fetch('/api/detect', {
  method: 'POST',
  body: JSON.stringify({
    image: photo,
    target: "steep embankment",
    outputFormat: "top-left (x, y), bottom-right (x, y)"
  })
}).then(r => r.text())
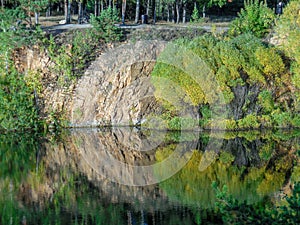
top-left (15, 26), bottom-right (205, 128)
top-left (69, 40), bottom-right (166, 127)
top-left (14, 25), bottom-right (299, 130)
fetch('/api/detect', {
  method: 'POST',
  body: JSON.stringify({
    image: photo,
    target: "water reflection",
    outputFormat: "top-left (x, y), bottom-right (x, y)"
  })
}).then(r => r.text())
top-left (0, 129), bottom-right (299, 224)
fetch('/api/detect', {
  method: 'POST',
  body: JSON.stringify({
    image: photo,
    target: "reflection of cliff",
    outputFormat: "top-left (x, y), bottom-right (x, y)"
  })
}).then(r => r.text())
top-left (42, 128), bottom-right (199, 212)
top-left (0, 130), bottom-right (298, 224)
top-left (12, 130), bottom-right (297, 211)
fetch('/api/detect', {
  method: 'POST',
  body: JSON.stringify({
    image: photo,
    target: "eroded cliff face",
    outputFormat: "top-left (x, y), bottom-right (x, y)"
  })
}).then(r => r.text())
top-left (69, 40), bottom-right (167, 127)
top-left (15, 40), bottom-right (167, 127)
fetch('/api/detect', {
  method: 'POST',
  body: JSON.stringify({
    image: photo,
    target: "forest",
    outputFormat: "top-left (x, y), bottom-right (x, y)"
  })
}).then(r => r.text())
top-left (0, 0), bottom-right (280, 26)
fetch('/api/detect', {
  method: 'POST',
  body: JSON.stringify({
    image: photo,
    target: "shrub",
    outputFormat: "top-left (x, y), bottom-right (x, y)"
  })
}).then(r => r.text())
top-left (190, 5), bottom-right (203, 23)
top-left (258, 90), bottom-right (274, 113)
top-left (90, 7), bottom-right (122, 42)
top-left (0, 69), bottom-right (39, 131)
top-left (44, 30), bottom-right (99, 85)
top-left (291, 114), bottom-right (300, 128)
top-left (274, 0), bottom-right (300, 89)
top-left (228, 0), bottom-right (276, 38)
top-left (272, 111), bottom-right (292, 128)
top-left (238, 114), bottom-right (260, 129)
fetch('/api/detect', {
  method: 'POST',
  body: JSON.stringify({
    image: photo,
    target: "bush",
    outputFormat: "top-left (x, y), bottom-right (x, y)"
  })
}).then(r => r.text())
top-left (0, 69), bottom-right (39, 131)
top-left (0, 9), bottom-right (42, 131)
top-left (43, 30), bottom-right (99, 85)
top-left (258, 90), bottom-right (274, 113)
top-left (238, 114), bottom-right (260, 129)
top-left (272, 111), bottom-right (292, 128)
top-left (190, 5), bottom-right (203, 23)
top-left (90, 7), bottom-right (122, 42)
top-left (228, 0), bottom-right (276, 38)
top-left (274, 0), bottom-right (300, 89)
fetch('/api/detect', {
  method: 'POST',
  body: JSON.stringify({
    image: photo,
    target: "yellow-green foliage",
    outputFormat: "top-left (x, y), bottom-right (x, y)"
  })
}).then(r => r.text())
top-left (152, 64), bottom-right (206, 106)
top-left (255, 47), bottom-right (285, 82)
top-left (275, 0), bottom-right (300, 89)
top-left (154, 142), bottom-right (291, 208)
top-left (258, 90), bottom-right (274, 113)
top-left (238, 114), bottom-right (260, 129)
top-left (24, 70), bottom-right (43, 94)
top-left (151, 32), bottom-right (297, 129)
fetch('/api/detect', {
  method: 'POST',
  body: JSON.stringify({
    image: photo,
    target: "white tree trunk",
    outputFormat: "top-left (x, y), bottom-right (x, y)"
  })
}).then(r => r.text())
top-left (135, 0), bottom-right (140, 23)
top-left (78, 1), bottom-right (83, 24)
top-left (146, 0), bottom-right (150, 15)
top-left (182, 2), bottom-right (186, 23)
top-left (34, 11), bottom-right (39, 25)
top-left (167, 4), bottom-right (170, 22)
top-left (122, 0), bottom-right (127, 24)
top-left (94, 0), bottom-right (100, 16)
top-left (171, 4), bottom-right (175, 23)
top-left (176, 1), bottom-right (180, 23)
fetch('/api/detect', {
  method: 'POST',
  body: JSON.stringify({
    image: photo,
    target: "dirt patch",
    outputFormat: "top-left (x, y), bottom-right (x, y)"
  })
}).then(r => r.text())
top-left (124, 25), bottom-right (207, 41)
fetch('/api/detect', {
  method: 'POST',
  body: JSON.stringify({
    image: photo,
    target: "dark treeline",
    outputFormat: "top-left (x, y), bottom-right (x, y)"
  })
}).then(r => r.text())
top-left (0, 0), bottom-right (284, 25)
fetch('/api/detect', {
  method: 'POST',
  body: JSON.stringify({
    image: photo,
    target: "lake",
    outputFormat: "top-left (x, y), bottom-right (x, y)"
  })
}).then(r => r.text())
top-left (0, 128), bottom-right (299, 224)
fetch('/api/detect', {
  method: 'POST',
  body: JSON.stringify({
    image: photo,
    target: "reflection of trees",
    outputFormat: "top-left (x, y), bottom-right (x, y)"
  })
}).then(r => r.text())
top-left (156, 132), bottom-right (298, 209)
top-left (0, 130), bottom-right (299, 224)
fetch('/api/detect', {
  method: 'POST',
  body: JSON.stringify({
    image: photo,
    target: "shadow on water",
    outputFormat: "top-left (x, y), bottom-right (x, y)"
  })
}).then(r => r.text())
top-left (0, 128), bottom-right (299, 224)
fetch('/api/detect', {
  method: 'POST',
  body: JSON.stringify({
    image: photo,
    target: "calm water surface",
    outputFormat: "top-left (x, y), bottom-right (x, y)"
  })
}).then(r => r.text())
top-left (0, 128), bottom-right (299, 224)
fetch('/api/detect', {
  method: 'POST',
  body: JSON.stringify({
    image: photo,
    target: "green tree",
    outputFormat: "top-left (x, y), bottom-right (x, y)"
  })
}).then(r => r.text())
top-left (18, 0), bottom-right (50, 26)
top-left (228, 0), bottom-right (276, 38)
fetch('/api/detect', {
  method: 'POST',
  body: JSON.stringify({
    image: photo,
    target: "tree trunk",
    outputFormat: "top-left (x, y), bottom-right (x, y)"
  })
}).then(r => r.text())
top-left (1, 0), bottom-right (4, 8)
top-left (157, 0), bottom-right (160, 19)
top-left (202, 4), bottom-right (206, 18)
top-left (46, 4), bottom-right (51, 17)
top-left (78, 1), bottom-right (83, 24)
top-left (146, 0), bottom-right (150, 15)
top-left (167, 4), bottom-right (170, 22)
top-left (34, 11), bottom-right (39, 25)
top-left (109, 0), bottom-right (112, 8)
top-left (65, 0), bottom-right (71, 24)
top-left (94, 0), bottom-right (100, 16)
top-left (153, 0), bottom-right (156, 24)
top-left (175, 1), bottom-right (180, 23)
top-left (171, 4), bottom-right (175, 23)
top-left (121, 0), bottom-right (126, 24)
top-left (135, 0), bottom-right (140, 23)
top-left (182, 2), bottom-right (186, 23)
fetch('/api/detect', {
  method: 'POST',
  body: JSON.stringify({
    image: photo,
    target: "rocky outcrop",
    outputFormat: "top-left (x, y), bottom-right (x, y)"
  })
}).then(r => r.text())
top-left (68, 40), bottom-right (167, 127)
top-left (14, 40), bottom-right (167, 127)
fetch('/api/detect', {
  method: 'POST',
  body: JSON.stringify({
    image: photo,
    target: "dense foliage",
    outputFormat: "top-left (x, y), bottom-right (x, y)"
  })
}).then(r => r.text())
top-left (213, 180), bottom-right (300, 224)
top-left (151, 25), bottom-right (300, 130)
top-left (228, 0), bottom-right (276, 38)
top-left (275, 0), bottom-right (300, 91)
top-left (0, 5), bottom-right (122, 130)
top-left (0, 9), bottom-right (42, 131)
top-left (90, 7), bottom-right (122, 42)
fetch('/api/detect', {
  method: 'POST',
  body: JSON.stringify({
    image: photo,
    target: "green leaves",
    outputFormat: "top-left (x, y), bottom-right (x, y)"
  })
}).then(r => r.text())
top-left (229, 0), bottom-right (276, 38)
top-left (0, 69), bottom-right (39, 131)
top-left (90, 7), bottom-right (122, 43)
